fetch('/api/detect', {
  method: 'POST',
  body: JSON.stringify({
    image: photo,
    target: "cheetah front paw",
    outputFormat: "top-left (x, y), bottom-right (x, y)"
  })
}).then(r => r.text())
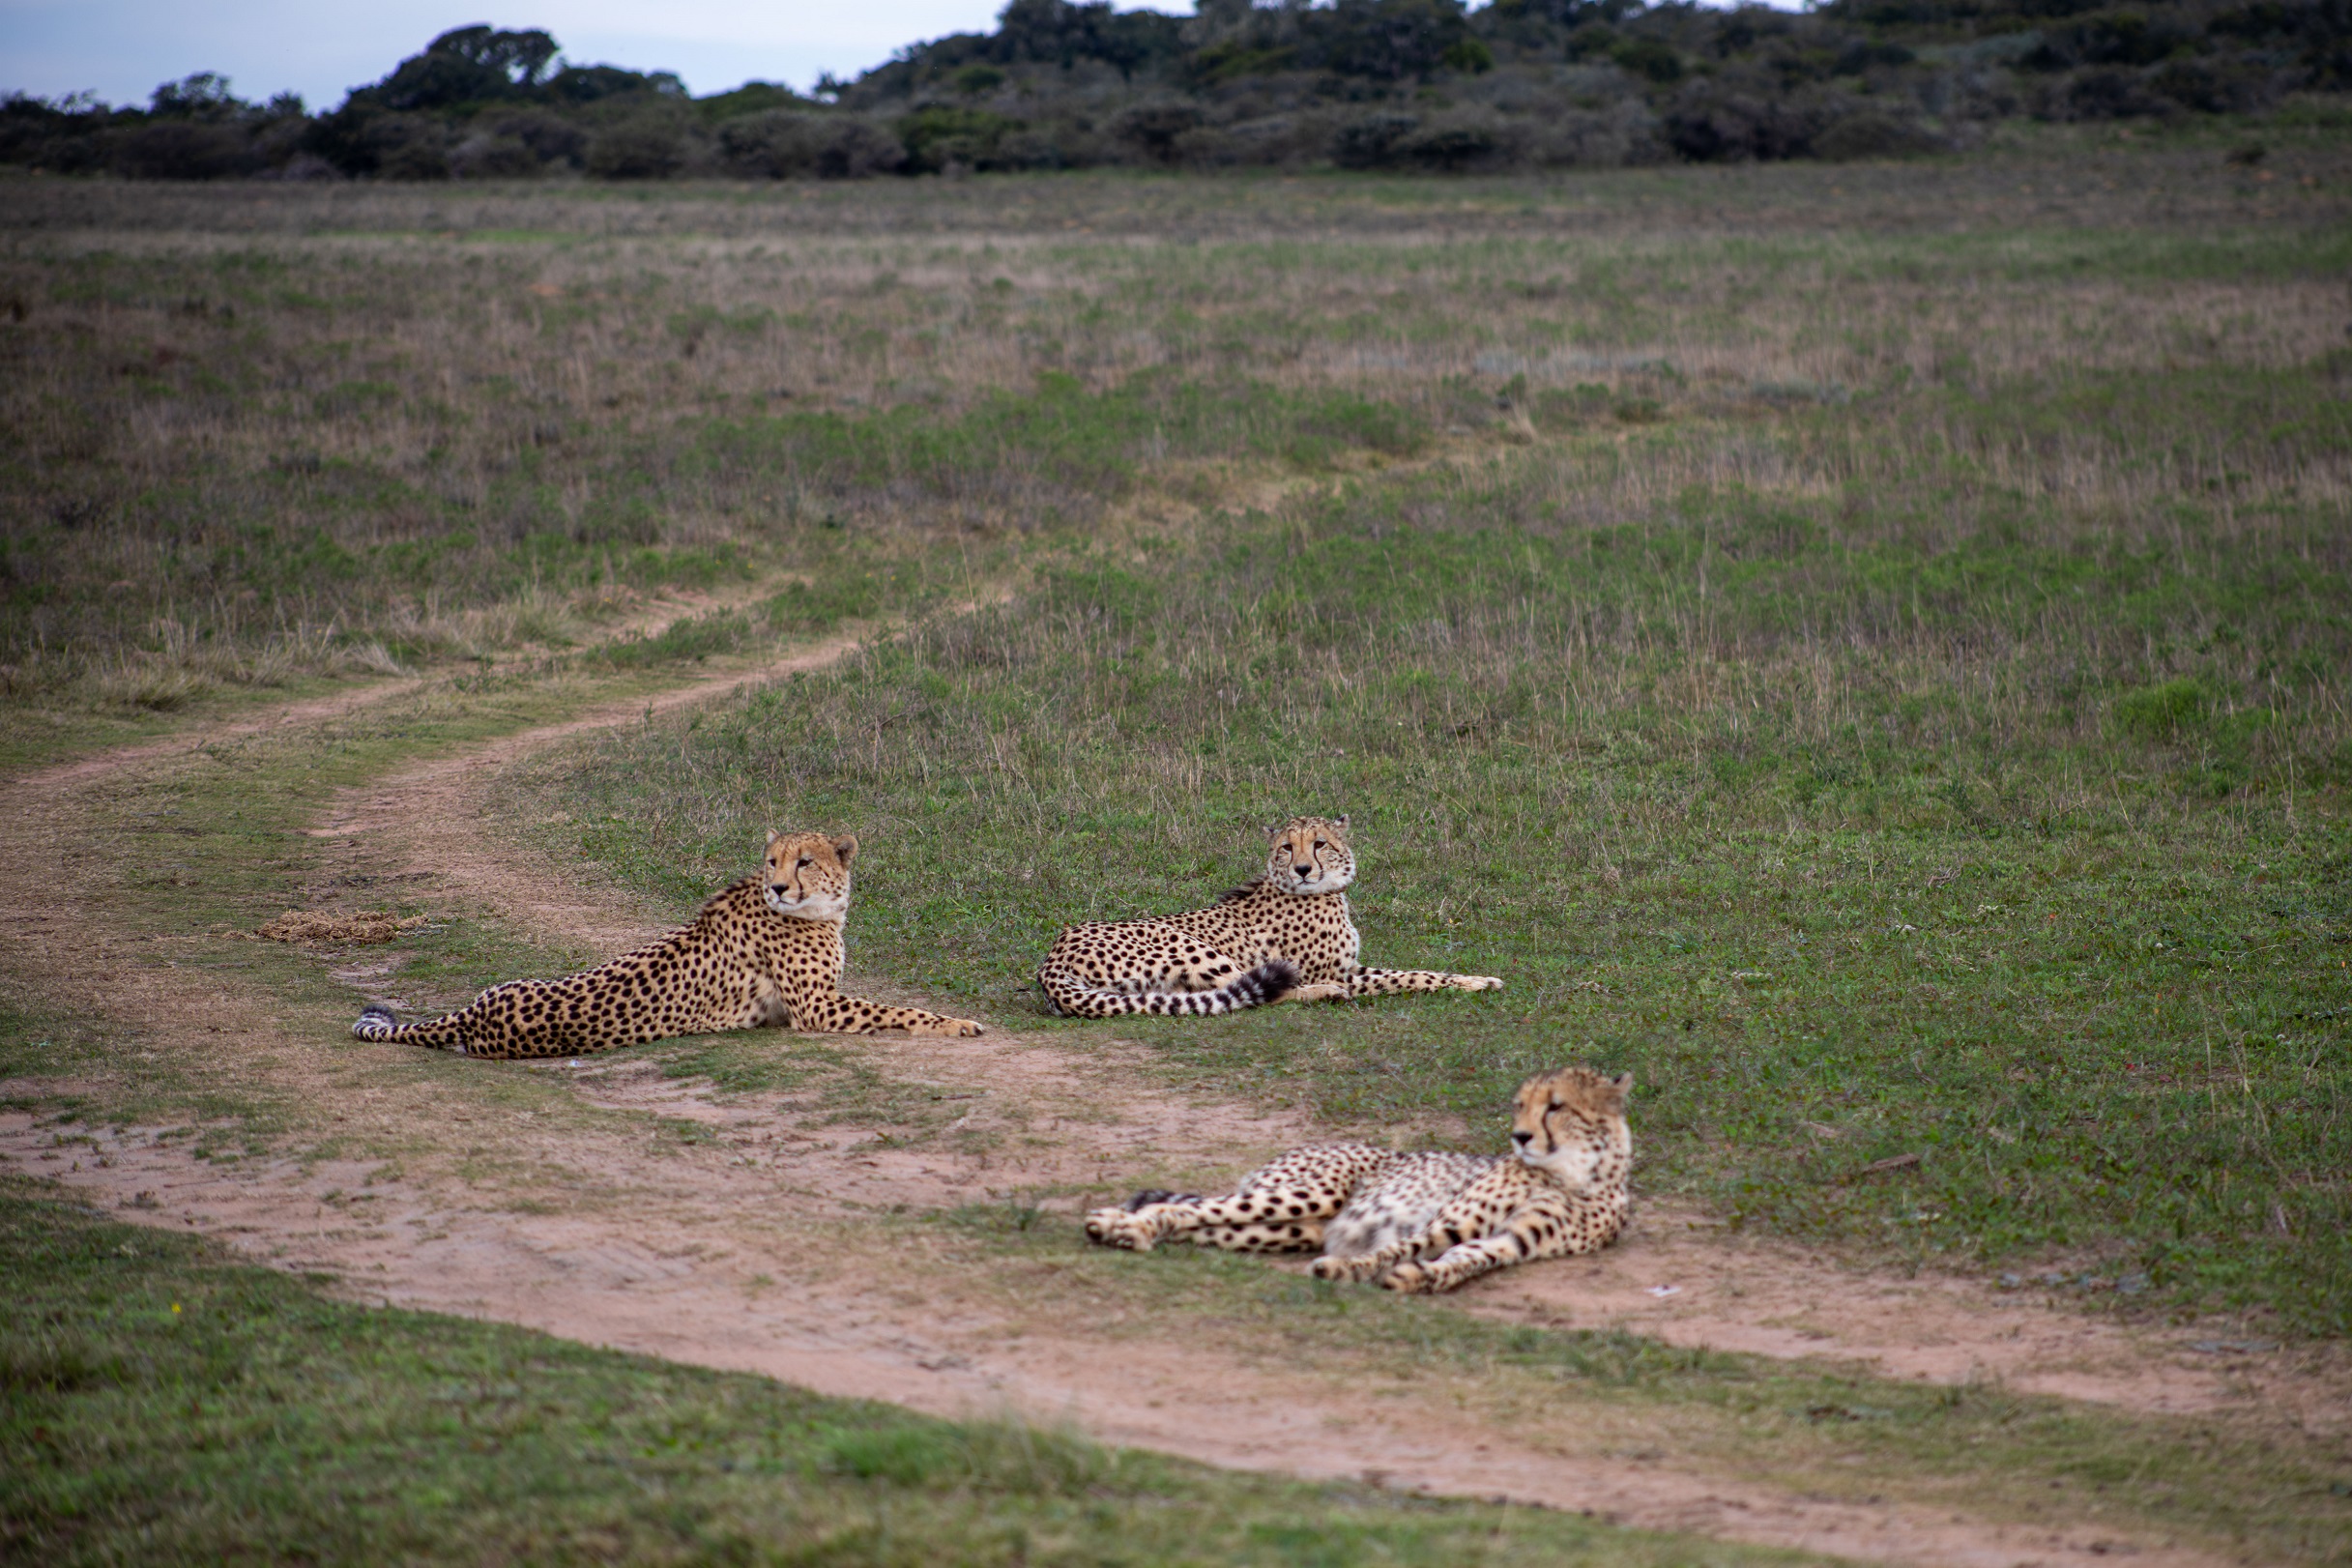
top-left (1084, 1207), bottom-right (1158, 1251)
top-left (1285, 981), bottom-right (1349, 1004)
top-left (918, 1016), bottom-right (985, 1036)
top-left (1380, 1261), bottom-right (1438, 1293)
top-left (1451, 974), bottom-right (1505, 992)
top-left (1309, 1254), bottom-right (1377, 1283)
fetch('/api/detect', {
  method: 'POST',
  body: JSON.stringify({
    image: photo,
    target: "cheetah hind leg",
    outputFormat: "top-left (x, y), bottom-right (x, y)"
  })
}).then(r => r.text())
top-left (1092, 1188), bottom-right (1330, 1248)
top-left (1180, 1219), bottom-right (1326, 1254)
top-left (1085, 1185), bottom-right (1340, 1253)
top-left (1084, 1189), bottom-right (1193, 1250)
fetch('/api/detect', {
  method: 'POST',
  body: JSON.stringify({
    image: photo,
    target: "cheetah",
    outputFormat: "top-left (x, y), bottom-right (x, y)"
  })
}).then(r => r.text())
top-left (1084, 1065), bottom-right (1631, 1293)
top-left (1034, 815), bottom-right (1503, 1018)
top-left (349, 831), bottom-right (982, 1060)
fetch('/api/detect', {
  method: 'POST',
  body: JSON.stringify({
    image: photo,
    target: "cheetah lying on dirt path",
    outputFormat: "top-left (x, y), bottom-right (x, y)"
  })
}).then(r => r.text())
top-left (1035, 815), bottom-right (1504, 1018)
top-left (351, 831), bottom-right (983, 1060)
top-left (1085, 1065), bottom-right (1631, 1293)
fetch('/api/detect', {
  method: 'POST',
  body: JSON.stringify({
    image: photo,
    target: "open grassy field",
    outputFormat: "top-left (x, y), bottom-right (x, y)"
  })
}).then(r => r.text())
top-left (4, 116), bottom-right (2343, 717)
top-left (4, 121), bottom-right (2350, 1561)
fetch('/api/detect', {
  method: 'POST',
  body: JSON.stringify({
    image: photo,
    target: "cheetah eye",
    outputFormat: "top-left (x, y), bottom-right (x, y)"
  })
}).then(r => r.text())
top-left (797, 857), bottom-right (811, 869)
top-left (1313, 840), bottom-right (1325, 850)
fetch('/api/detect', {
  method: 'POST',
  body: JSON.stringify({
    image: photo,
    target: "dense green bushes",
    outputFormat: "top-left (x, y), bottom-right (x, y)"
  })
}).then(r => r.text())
top-left (5, 0), bottom-right (2348, 181)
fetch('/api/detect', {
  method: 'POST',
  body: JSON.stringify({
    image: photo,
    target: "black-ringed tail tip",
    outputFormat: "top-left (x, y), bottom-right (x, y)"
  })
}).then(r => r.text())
top-left (1040, 957), bottom-right (1301, 1018)
top-left (351, 1003), bottom-right (464, 1052)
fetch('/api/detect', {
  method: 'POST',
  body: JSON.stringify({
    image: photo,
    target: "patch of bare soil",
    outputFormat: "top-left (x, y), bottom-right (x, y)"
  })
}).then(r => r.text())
top-left (304, 631), bottom-right (855, 961)
top-left (0, 640), bottom-right (2337, 1568)
top-left (1455, 1214), bottom-right (2342, 1433)
top-left (16, 677), bottom-right (426, 792)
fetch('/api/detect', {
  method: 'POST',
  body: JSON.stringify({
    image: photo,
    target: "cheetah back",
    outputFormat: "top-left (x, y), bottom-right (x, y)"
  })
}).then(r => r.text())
top-left (464, 877), bottom-right (820, 1059)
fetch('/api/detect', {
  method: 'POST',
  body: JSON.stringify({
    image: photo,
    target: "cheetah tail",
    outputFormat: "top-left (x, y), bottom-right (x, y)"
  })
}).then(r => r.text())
top-left (1226, 958), bottom-right (1301, 1009)
top-left (350, 1002), bottom-right (467, 1053)
top-left (1120, 1188), bottom-right (1203, 1212)
top-left (1035, 958), bottom-right (1299, 1017)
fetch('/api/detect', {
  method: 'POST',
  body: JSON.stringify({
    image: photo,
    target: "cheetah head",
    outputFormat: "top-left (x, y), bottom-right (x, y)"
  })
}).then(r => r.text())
top-left (1510, 1066), bottom-right (1633, 1192)
top-left (1264, 815), bottom-right (1355, 896)
top-left (763, 830), bottom-right (856, 922)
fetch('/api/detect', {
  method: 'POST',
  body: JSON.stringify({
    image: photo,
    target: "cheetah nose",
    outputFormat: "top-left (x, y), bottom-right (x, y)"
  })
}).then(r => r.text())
top-left (1293, 863), bottom-right (1315, 877)
top-left (1511, 1131), bottom-right (1534, 1147)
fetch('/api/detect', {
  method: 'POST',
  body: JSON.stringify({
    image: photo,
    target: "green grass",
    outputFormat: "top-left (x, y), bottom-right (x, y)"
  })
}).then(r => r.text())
top-left (1, 224), bottom-right (1443, 708)
top-left (920, 1202), bottom-right (2352, 1563)
top-left (0, 1177), bottom-right (1815, 1567)
top-left (685, 369), bottom-right (1431, 518)
top-left (515, 366), bottom-right (2352, 1333)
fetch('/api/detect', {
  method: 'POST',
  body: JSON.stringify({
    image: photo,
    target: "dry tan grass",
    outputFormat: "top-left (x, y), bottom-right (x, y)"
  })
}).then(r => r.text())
top-left (247, 909), bottom-right (431, 944)
top-left (1, 142), bottom-right (2342, 707)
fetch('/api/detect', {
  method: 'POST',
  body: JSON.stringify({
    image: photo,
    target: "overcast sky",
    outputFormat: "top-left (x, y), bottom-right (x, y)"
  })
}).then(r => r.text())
top-left (1, 0), bottom-right (1033, 109)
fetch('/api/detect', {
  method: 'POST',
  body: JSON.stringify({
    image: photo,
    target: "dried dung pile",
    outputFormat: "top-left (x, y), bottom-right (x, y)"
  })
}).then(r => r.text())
top-left (248, 910), bottom-right (429, 945)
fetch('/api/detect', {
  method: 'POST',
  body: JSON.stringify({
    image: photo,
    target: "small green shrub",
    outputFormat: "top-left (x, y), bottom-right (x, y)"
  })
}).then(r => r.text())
top-left (2113, 678), bottom-right (2208, 740)
top-left (768, 573), bottom-right (884, 631)
top-left (589, 609), bottom-right (753, 668)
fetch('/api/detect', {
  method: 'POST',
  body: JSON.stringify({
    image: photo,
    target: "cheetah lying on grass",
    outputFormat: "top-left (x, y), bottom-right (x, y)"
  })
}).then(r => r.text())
top-left (1085, 1065), bottom-right (1631, 1292)
top-left (351, 831), bottom-right (982, 1060)
top-left (1035, 815), bottom-right (1504, 1018)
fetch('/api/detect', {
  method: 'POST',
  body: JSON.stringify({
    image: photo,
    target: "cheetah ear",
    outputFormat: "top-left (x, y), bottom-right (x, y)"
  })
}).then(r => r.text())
top-left (766, 828), bottom-right (779, 846)
top-left (1333, 813), bottom-right (1349, 830)
top-left (832, 833), bottom-right (858, 866)
top-left (1609, 1070), bottom-right (1635, 1103)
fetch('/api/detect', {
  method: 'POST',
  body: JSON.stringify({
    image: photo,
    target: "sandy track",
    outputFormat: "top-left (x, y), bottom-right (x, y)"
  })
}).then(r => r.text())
top-left (0, 647), bottom-right (2336, 1568)
top-left (22, 678), bottom-right (425, 792)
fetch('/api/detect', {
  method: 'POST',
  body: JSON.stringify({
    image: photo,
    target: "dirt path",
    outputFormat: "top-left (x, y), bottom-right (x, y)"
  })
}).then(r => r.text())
top-left (22, 677), bottom-right (426, 792)
top-left (0, 645), bottom-right (2339, 1568)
